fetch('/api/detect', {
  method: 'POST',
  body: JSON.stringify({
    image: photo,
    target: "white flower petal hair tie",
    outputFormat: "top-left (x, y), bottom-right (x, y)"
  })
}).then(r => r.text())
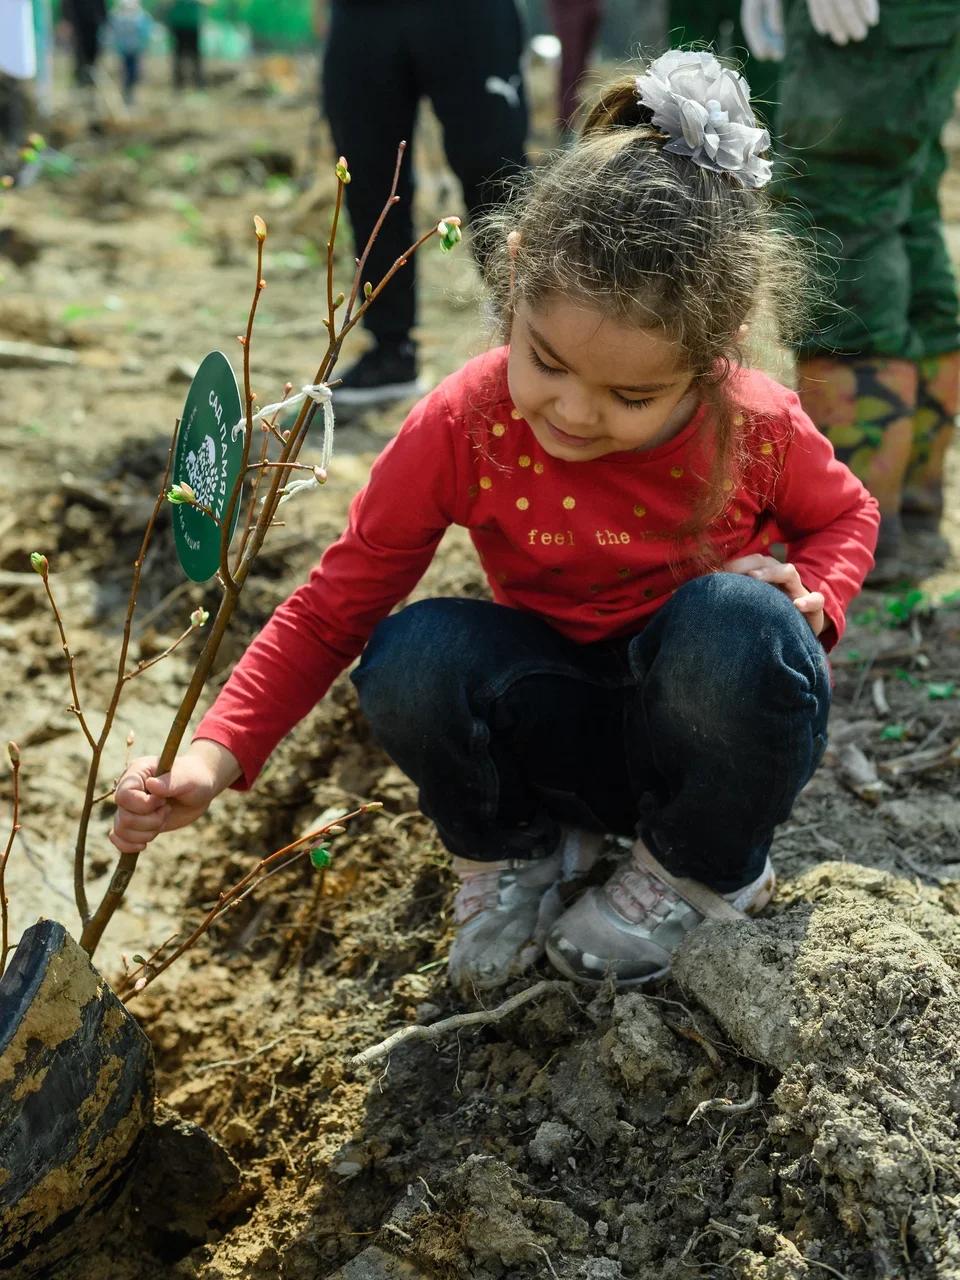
top-left (634, 50), bottom-right (772, 189)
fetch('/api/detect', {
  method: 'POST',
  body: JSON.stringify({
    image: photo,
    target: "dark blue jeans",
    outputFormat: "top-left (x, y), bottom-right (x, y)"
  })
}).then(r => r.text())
top-left (352, 574), bottom-right (831, 891)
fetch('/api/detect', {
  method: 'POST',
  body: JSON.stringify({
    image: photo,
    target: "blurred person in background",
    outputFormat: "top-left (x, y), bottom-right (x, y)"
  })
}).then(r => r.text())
top-left (743, 0), bottom-right (960, 580)
top-left (162, 0), bottom-right (204, 90)
top-left (546, 0), bottom-right (604, 133)
top-left (316, 0), bottom-right (528, 407)
top-left (61, 0), bottom-right (106, 86)
top-left (108, 0), bottom-right (153, 105)
top-left (0, 0), bottom-right (36, 147)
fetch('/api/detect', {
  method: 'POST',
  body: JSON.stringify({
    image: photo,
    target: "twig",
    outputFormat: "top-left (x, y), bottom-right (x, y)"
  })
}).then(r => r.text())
top-left (73, 423), bottom-right (178, 930)
top-left (801, 1257), bottom-right (851, 1280)
top-left (123, 622), bottom-right (200, 680)
top-left (666, 1019), bottom-right (723, 1072)
top-left (878, 737), bottom-right (960, 781)
top-left (36, 566), bottom-right (96, 752)
top-left (119, 804), bottom-right (381, 999)
top-left (687, 1082), bottom-right (760, 1127)
top-left (382, 1223), bottom-right (413, 1246)
top-left (194, 1029), bottom-right (312, 1075)
top-left (0, 744), bottom-right (22, 975)
top-left (871, 676), bottom-right (890, 718)
top-left (351, 980), bottom-right (574, 1068)
top-left (529, 1244), bottom-right (559, 1280)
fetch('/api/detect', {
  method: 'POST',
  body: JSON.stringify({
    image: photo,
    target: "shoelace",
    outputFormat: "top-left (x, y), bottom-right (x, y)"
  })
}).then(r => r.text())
top-left (608, 864), bottom-right (684, 926)
top-left (453, 869), bottom-right (505, 924)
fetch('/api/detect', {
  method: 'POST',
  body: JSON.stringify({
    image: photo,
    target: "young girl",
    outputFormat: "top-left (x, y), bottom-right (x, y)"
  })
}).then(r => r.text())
top-left (112, 51), bottom-right (879, 995)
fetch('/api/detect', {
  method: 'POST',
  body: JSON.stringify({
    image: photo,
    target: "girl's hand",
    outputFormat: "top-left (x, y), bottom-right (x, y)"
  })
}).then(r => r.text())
top-left (724, 554), bottom-right (827, 636)
top-left (110, 740), bottom-right (241, 854)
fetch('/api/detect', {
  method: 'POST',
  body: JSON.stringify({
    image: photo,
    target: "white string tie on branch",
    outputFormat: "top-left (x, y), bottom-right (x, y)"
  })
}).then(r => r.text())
top-left (232, 382), bottom-right (335, 468)
top-left (231, 383), bottom-right (335, 505)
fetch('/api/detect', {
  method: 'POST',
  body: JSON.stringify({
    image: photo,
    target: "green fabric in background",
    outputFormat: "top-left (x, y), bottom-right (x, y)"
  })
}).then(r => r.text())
top-left (776, 0), bottom-right (960, 359)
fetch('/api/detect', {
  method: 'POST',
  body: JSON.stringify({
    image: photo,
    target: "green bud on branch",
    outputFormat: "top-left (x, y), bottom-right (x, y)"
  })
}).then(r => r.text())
top-left (29, 551), bottom-right (49, 578)
top-left (363, 281), bottom-right (373, 299)
top-left (437, 217), bottom-right (463, 253)
top-left (254, 214), bottom-right (267, 241)
top-left (335, 156), bottom-right (351, 185)
top-left (310, 846), bottom-right (332, 869)
top-left (167, 483), bottom-right (196, 505)
top-left (7, 741), bottom-right (20, 765)
top-left (190, 608), bottom-right (210, 628)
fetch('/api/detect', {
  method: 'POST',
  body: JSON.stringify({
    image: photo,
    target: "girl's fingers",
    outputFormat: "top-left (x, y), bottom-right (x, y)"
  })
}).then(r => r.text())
top-left (794, 592), bottom-right (825, 613)
top-left (747, 561), bottom-right (802, 597)
top-left (109, 830), bottom-right (147, 854)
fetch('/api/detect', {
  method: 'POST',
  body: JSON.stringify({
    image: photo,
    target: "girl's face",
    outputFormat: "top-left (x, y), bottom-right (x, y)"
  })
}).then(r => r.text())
top-left (507, 297), bottom-right (698, 462)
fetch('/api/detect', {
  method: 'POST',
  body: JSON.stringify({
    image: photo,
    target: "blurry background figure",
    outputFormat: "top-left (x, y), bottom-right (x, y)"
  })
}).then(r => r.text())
top-left (766, 0), bottom-right (960, 581)
top-left (318, 0), bottom-right (528, 408)
top-left (60, 0), bottom-right (106, 86)
top-left (668, 0), bottom-right (779, 120)
top-left (0, 0), bottom-right (37, 147)
top-left (163, 0), bottom-right (205, 90)
top-left (108, 0), bottom-right (153, 106)
top-left (545, 0), bottom-right (604, 132)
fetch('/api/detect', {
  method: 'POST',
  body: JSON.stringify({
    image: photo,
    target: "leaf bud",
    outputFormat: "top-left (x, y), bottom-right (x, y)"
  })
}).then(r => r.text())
top-left (167, 483), bottom-right (196, 505)
top-left (310, 845), bottom-right (332, 869)
top-left (253, 214), bottom-right (267, 241)
top-left (30, 551), bottom-right (49, 577)
top-left (335, 156), bottom-right (351, 184)
top-left (326, 824), bottom-right (347, 835)
top-left (190, 607), bottom-right (210, 628)
top-left (437, 216), bottom-right (463, 253)
top-left (313, 466), bottom-right (327, 485)
top-left (7, 741), bottom-right (20, 765)
top-left (363, 281), bottom-right (373, 299)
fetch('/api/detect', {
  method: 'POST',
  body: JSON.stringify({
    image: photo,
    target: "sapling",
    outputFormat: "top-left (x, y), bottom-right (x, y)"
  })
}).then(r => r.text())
top-left (5, 143), bottom-right (462, 980)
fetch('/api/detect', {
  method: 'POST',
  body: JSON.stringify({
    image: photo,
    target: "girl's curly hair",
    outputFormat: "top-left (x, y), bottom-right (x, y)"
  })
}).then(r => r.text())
top-left (476, 68), bottom-right (811, 547)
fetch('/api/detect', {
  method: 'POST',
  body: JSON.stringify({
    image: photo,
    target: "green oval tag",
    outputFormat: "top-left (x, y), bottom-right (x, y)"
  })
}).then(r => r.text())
top-left (171, 351), bottom-right (244, 583)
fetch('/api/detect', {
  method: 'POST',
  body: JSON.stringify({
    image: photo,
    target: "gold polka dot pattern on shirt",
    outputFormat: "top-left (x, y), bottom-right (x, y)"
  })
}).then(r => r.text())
top-left (562, 496), bottom-right (575, 510)
top-left (516, 497), bottom-right (529, 511)
top-left (492, 423), bottom-right (506, 437)
top-left (761, 532), bottom-right (770, 546)
top-left (670, 466), bottom-right (684, 479)
top-left (479, 477), bottom-right (493, 490)
top-left (518, 454), bottom-right (531, 468)
top-left (617, 567), bottom-right (631, 578)
top-left (633, 504), bottom-right (646, 518)
top-left (534, 462), bottom-right (544, 475)
top-left (760, 441), bottom-right (773, 455)
top-left (467, 484), bottom-right (479, 498)
top-left (723, 478), bottom-right (735, 492)
top-left (510, 408), bottom-right (523, 420)
top-left (733, 507), bottom-right (743, 521)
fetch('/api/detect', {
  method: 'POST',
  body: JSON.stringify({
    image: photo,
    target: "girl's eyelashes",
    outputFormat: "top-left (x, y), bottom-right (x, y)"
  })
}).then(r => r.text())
top-left (528, 345), bottom-right (655, 411)
top-left (528, 345), bottom-right (562, 376)
top-left (614, 392), bottom-right (655, 411)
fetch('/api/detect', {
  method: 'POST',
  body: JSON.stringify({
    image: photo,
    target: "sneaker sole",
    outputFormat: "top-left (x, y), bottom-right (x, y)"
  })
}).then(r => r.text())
top-left (333, 379), bottom-right (426, 407)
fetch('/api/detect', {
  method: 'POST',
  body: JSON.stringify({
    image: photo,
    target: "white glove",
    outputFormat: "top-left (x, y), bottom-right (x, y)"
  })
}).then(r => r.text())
top-left (741, 0), bottom-right (785, 61)
top-left (806, 0), bottom-right (879, 44)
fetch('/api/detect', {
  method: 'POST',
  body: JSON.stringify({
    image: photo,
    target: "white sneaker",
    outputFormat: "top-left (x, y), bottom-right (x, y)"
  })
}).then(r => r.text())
top-left (546, 840), bottom-right (776, 987)
top-left (447, 828), bottom-right (603, 995)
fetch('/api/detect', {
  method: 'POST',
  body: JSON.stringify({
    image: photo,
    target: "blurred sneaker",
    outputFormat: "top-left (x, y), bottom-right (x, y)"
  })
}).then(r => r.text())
top-left (546, 840), bottom-right (775, 987)
top-left (448, 828), bottom-right (604, 995)
top-left (333, 339), bottom-right (424, 407)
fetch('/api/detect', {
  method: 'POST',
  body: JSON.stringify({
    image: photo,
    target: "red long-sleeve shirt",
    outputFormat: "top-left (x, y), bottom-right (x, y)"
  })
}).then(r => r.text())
top-left (197, 347), bottom-right (879, 786)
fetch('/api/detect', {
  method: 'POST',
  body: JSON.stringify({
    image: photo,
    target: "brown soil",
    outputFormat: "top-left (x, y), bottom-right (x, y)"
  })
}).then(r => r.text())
top-left (3, 54), bottom-right (960, 1280)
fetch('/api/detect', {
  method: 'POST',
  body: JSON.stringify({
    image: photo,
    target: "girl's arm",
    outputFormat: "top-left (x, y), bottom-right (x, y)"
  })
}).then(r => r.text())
top-left (193, 386), bottom-right (467, 786)
top-left (767, 396), bottom-right (880, 648)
